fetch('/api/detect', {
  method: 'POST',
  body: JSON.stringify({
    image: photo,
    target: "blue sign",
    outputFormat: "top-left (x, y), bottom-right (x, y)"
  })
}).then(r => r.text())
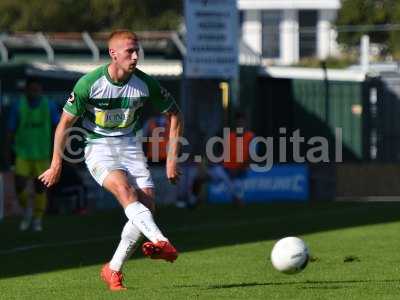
top-left (208, 165), bottom-right (309, 203)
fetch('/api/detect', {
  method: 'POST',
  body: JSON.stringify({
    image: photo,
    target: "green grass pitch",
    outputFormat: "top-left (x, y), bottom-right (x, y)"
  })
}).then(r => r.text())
top-left (1, 201), bottom-right (400, 299)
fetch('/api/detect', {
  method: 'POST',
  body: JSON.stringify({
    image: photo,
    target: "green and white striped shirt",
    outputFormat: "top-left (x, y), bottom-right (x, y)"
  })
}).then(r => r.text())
top-left (63, 64), bottom-right (178, 140)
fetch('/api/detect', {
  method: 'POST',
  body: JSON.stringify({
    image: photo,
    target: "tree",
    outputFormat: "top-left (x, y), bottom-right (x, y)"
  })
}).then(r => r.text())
top-left (335, 0), bottom-right (400, 56)
top-left (0, 0), bottom-right (182, 32)
top-left (336, 0), bottom-right (394, 46)
top-left (388, 2), bottom-right (400, 55)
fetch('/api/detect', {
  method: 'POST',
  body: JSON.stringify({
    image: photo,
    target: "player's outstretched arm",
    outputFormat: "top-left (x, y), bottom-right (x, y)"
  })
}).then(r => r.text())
top-left (38, 112), bottom-right (79, 187)
top-left (166, 111), bottom-right (183, 184)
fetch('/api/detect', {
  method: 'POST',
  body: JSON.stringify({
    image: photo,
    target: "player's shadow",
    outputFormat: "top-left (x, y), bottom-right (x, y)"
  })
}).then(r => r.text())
top-left (174, 279), bottom-right (400, 290)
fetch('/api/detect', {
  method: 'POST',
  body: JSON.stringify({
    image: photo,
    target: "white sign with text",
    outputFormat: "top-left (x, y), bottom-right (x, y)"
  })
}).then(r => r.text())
top-left (184, 0), bottom-right (239, 79)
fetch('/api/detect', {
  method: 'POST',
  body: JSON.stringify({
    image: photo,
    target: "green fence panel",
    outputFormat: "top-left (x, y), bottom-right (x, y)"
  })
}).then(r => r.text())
top-left (292, 79), bottom-right (364, 160)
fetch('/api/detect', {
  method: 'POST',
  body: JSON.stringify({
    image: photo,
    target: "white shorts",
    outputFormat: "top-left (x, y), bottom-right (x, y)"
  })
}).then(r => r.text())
top-left (84, 136), bottom-right (154, 188)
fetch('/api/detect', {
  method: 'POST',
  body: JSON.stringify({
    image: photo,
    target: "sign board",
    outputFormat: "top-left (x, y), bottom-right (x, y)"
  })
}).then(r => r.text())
top-left (184, 0), bottom-right (239, 79)
top-left (208, 165), bottom-right (309, 203)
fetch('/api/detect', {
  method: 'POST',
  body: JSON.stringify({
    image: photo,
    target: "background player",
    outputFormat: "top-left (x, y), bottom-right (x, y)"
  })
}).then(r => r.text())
top-left (6, 78), bottom-right (60, 231)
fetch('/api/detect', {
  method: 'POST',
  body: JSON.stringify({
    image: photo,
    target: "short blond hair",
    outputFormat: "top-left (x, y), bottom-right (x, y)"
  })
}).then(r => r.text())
top-left (108, 30), bottom-right (138, 48)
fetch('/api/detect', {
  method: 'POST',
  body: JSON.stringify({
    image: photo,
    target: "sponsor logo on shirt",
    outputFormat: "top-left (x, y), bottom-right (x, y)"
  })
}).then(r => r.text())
top-left (95, 109), bottom-right (135, 128)
top-left (67, 92), bottom-right (75, 104)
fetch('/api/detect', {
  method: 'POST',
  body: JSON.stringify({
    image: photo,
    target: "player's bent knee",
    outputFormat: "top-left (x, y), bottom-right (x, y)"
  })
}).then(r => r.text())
top-left (138, 188), bottom-right (156, 212)
top-left (115, 183), bottom-right (136, 199)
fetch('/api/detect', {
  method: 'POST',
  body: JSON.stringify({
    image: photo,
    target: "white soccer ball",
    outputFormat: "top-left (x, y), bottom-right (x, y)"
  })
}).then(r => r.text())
top-left (270, 237), bottom-right (309, 274)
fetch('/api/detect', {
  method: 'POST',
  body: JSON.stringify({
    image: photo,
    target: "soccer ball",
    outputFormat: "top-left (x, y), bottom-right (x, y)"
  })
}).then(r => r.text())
top-left (270, 237), bottom-right (309, 274)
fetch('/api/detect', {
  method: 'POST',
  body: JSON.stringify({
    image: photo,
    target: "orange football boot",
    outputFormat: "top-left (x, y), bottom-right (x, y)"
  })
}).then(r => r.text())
top-left (142, 241), bottom-right (178, 263)
top-left (100, 263), bottom-right (127, 291)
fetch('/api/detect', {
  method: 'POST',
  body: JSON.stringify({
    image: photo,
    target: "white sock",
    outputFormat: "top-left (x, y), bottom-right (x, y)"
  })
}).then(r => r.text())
top-left (109, 221), bottom-right (142, 271)
top-left (124, 202), bottom-right (167, 243)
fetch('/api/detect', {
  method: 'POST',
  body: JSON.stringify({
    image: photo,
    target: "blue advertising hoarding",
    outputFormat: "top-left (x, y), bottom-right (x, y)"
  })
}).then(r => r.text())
top-left (208, 165), bottom-right (309, 203)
